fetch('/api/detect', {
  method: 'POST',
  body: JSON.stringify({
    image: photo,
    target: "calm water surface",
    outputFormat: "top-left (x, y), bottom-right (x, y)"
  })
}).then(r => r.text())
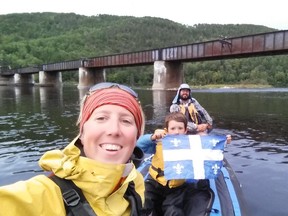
top-left (0, 85), bottom-right (287, 216)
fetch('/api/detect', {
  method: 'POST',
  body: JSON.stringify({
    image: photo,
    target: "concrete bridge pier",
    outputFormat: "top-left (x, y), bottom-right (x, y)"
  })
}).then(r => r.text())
top-left (0, 75), bottom-right (14, 85)
top-left (38, 71), bottom-right (62, 86)
top-left (78, 67), bottom-right (106, 89)
top-left (14, 74), bottom-right (34, 85)
top-left (152, 61), bottom-right (183, 90)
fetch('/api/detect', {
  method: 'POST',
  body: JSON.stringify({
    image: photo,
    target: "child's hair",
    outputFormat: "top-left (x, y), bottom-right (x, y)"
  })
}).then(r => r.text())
top-left (164, 112), bottom-right (187, 129)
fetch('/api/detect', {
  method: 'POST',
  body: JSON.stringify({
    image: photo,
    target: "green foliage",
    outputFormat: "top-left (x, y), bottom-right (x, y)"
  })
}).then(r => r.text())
top-left (0, 12), bottom-right (287, 86)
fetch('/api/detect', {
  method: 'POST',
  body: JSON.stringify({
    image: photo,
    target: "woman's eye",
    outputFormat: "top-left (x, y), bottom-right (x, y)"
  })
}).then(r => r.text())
top-left (122, 118), bottom-right (134, 125)
top-left (95, 116), bottom-right (106, 121)
top-left (123, 119), bottom-right (131, 124)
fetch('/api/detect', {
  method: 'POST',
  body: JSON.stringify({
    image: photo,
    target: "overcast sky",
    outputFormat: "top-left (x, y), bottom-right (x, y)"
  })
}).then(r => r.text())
top-left (1, 0), bottom-right (287, 30)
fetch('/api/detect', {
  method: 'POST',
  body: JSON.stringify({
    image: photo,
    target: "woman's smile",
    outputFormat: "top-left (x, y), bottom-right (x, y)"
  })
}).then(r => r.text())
top-left (100, 143), bottom-right (122, 151)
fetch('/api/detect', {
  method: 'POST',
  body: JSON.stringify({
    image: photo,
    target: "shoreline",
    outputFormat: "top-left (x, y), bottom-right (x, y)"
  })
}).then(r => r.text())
top-left (135, 84), bottom-right (275, 91)
top-left (61, 82), bottom-right (288, 91)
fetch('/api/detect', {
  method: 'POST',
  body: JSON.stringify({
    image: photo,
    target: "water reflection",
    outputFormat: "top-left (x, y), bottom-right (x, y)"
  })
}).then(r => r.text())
top-left (78, 87), bottom-right (90, 102)
top-left (39, 86), bottom-right (63, 111)
top-left (14, 86), bottom-right (36, 105)
top-left (0, 86), bottom-right (73, 185)
top-left (148, 90), bottom-right (170, 128)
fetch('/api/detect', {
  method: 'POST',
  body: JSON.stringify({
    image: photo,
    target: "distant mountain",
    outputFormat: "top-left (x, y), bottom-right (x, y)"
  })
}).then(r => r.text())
top-left (0, 12), bottom-right (275, 67)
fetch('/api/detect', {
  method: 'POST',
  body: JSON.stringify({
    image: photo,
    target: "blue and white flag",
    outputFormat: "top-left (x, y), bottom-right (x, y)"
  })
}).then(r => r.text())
top-left (162, 134), bottom-right (226, 180)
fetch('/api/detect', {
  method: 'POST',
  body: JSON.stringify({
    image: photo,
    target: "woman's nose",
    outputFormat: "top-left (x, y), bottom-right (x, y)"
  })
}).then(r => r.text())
top-left (106, 120), bottom-right (120, 135)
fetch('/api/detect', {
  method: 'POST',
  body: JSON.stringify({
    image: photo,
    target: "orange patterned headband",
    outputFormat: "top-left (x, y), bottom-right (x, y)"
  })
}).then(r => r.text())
top-left (80, 86), bottom-right (142, 138)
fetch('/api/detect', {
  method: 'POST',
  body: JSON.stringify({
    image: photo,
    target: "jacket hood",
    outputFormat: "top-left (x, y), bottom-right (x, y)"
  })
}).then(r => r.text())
top-left (38, 136), bottom-right (139, 196)
top-left (131, 146), bottom-right (144, 168)
top-left (172, 83), bottom-right (192, 104)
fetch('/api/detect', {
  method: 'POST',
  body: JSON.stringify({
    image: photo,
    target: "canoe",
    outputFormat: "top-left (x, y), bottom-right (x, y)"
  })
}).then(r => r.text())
top-left (137, 156), bottom-right (247, 216)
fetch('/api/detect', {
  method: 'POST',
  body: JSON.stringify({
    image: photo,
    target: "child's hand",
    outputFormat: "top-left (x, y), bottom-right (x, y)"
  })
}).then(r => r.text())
top-left (226, 134), bottom-right (232, 144)
top-left (151, 129), bottom-right (166, 141)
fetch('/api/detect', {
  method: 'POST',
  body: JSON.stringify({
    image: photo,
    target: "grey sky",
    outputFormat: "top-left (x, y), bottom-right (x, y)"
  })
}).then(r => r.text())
top-left (1, 0), bottom-right (287, 30)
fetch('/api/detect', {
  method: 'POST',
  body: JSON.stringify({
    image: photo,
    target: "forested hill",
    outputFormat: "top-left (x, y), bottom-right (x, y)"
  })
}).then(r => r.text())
top-left (1, 13), bottom-right (287, 87)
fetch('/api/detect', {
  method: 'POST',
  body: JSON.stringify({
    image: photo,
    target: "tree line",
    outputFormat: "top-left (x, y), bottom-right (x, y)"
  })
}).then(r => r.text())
top-left (0, 12), bottom-right (287, 87)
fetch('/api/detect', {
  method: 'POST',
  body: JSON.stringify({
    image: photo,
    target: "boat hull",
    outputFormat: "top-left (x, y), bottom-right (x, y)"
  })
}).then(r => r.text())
top-left (137, 157), bottom-right (247, 216)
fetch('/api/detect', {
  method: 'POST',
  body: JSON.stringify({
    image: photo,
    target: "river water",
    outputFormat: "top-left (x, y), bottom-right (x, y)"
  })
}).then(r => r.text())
top-left (0, 85), bottom-right (287, 216)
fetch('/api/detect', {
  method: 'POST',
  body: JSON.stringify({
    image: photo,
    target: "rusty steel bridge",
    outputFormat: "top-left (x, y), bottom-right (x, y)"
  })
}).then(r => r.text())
top-left (0, 29), bottom-right (288, 89)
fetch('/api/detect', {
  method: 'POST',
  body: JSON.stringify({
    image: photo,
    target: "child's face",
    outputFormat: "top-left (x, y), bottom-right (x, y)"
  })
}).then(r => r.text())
top-left (167, 120), bottom-right (187, 135)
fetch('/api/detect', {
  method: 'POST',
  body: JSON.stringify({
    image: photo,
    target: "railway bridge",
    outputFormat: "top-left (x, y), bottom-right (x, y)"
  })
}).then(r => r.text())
top-left (1, 30), bottom-right (288, 89)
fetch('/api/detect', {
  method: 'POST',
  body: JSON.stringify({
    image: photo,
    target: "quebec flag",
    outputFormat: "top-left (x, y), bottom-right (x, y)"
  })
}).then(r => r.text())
top-left (162, 134), bottom-right (226, 180)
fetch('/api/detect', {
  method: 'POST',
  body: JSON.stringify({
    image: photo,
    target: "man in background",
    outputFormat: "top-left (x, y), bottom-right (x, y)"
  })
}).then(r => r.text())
top-left (170, 83), bottom-right (213, 134)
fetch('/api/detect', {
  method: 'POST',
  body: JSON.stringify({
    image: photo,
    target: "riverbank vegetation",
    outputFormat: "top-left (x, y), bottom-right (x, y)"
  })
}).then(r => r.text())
top-left (0, 13), bottom-right (287, 87)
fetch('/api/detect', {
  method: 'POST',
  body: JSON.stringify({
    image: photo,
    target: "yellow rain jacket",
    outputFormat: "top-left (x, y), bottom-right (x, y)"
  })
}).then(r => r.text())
top-left (0, 136), bottom-right (145, 216)
top-left (149, 140), bottom-right (186, 188)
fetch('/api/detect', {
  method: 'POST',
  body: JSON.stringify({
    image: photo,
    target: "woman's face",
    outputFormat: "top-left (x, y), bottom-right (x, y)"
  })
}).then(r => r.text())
top-left (80, 104), bottom-right (138, 164)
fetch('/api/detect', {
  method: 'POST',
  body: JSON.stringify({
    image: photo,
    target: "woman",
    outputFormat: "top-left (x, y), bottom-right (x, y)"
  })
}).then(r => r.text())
top-left (0, 82), bottom-right (146, 216)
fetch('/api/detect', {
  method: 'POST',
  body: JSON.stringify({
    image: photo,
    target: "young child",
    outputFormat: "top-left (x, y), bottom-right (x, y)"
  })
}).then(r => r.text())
top-left (137, 112), bottom-right (213, 216)
top-left (137, 112), bottom-right (232, 216)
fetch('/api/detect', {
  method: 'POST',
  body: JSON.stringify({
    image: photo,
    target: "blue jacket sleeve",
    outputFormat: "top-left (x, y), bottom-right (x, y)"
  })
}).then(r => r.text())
top-left (136, 134), bottom-right (156, 154)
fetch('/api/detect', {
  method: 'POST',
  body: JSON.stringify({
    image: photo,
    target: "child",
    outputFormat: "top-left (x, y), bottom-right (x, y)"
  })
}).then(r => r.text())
top-left (137, 112), bottom-right (213, 216)
top-left (138, 112), bottom-right (232, 215)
